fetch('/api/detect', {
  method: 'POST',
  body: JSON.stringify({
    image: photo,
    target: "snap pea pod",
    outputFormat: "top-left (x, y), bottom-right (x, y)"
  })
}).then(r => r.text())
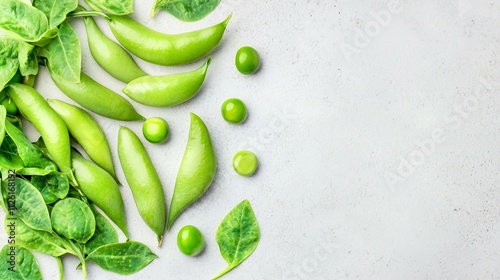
top-left (167, 113), bottom-right (216, 230)
top-left (118, 126), bottom-right (166, 245)
top-left (48, 99), bottom-right (118, 183)
top-left (84, 17), bottom-right (147, 83)
top-left (123, 57), bottom-right (211, 107)
top-left (50, 72), bottom-right (145, 121)
top-left (71, 150), bottom-right (128, 238)
top-left (107, 14), bottom-right (231, 66)
top-left (4, 84), bottom-right (76, 185)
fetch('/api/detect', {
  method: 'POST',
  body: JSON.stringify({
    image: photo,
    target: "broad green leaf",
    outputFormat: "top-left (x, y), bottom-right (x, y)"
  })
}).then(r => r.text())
top-left (213, 200), bottom-right (260, 279)
top-left (17, 167), bottom-right (54, 176)
top-left (85, 206), bottom-right (118, 255)
top-left (0, 0), bottom-right (49, 42)
top-left (31, 172), bottom-right (69, 204)
top-left (0, 106), bottom-right (5, 147)
top-left (51, 198), bottom-right (96, 243)
top-left (0, 37), bottom-right (20, 90)
top-left (86, 241), bottom-right (157, 275)
top-left (4, 218), bottom-right (68, 257)
top-left (152, 0), bottom-right (221, 21)
top-left (0, 245), bottom-right (42, 280)
top-left (18, 43), bottom-right (38, 76)
top-left (44, 22), bottom-right (81, 83)
top-left (6, 178), bottom-right (52, 232)
top-left (34, 0), bottom-right (78, 29)
top-left (84, 0), bottom-right (133, 15)
top-left (0, 136), bottom-right (24, 170)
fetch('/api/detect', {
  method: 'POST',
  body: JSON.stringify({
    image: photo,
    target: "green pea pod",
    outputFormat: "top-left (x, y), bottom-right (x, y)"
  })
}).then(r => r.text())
top-left (84, 17), bottom-right (147, 83)
top-left (118, 126), bottom-right (166, 245)
top-left (72, 150), bottom-right (128, 238)
top-left (48, 99), bottom-right (119, 183)
top-left (122, 57), bottom-right (211, 107)
top-left (167, 113), bottom-right (216, 230)
top-left (50, 72), bottom-right (145, 121)
top-left (4, 84), bottom-right (76, 185)
top-left (108, 14), bottom-right (231, 66)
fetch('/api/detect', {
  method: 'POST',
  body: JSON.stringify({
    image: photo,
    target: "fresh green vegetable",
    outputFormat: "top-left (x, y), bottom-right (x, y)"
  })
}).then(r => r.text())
top-left (232, 150), bottom-right (258, 177)
top-left (235, 46), bottom-right (261, 75)
top-left (168, 113), bottom-right (216, 230)
top-left (31, 172), bottom-right (70, 204)
top-left (151, 0), bottom-right (221, 21)
top-left (0, 98), bottom-right (18, 115)
top-left (177, 225), bottom-right (205, 256)
top-left (86, 241), bottom-right (157, 275)
top-left (0, 0), bottom-right (50, 42)
top-left (118, 126), bottom-right (166, 245)
top-left (48, 99), bottom-right (119, 182)
top-left (85, 205), bottom-right (119, 254)
top-left (84, 0), bottom-right (134, 16)
top-left (0, 38), bottom-right (22, 91)
top-left (50, 72), bottom-right (145, 121)
top-left (71, 150), bottom-right (128, 238)
top-left (83, 16), bottom-right (147, 83)
top-left (5, 84), bottom-right (76, 185)
top-left (0, 245), bottom-right (42, 280)
top-left (123, 57), bottom-right (211, 107)
top-left (142, 117), bottom-right (170, 144)
top-left (33, 0), bottom-right (78, 29)
top-left (108, 14), bottom-right (231, 66)
top-left (51, 198), bottom-right (96, 243)
top-left (8, 70), bottom-right (22, 85)
top-left (0, 107), bottom-right (5, 147)
top-left (213, 200), bottom-right (260, 279)
top-left (221, 98), bottom-right (248, 124)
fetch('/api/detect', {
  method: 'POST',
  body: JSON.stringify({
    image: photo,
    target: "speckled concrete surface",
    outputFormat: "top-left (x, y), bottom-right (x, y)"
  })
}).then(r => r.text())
top-left (2, 0), bottom-right (500, 279)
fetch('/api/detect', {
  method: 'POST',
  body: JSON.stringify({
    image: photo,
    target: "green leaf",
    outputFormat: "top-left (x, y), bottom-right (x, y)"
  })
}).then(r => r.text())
top-left (4, 217), bottom-right (68, 257)
top-left (51, 198), bottom-right (96, 243)
top-left (0, 37), bottom-right (20, 90)
top-left (44, 21), bottom-right (81, 83)
top-left (0, 0), bottom-right (49, 42)
top-left (0, 135), bottom-right (24, 170)
top-left (85, 206), bottom-right (118, 255)
top-left (33, 0), bottom-right (78, 29)
top-left (31, 172), bottom-right (69, 204)
top-left (6, 178), bottom-right (52, 232)
top-left (18, 43), bottom-right (39, 76)
top-left (152, 0), bottom-right (221, 21)
top-left (213, 200), bottom-right (260, 279)
top-left (84, 0), bottom-right (133, 16)
top-left (0, 245), bottom-right (42, 280)
top-left (86, 241), bottom-right (157, 275)
top-left (0, 106), bottom-right (5, 147)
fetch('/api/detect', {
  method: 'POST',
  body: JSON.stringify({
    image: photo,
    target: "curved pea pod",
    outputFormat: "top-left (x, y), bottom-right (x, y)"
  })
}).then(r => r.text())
top-left (48, 99), bottom-right (119, 183)
top-left (118, 126), bottom-right (166, 245)
top-left (4, 84), bottom-right (76, 185)
top-left (50, 72), bottom-right (145, 121)
top-left (167, 113), bottom-right (216, 230)
top-left (84, 17), bottom-right (147, 83)
top-left (108, 14), bottom-right (231, 66)
top-left (123, 57), bottom-right (211, 107)
top-left (71, 151), bottom-right (128, 238)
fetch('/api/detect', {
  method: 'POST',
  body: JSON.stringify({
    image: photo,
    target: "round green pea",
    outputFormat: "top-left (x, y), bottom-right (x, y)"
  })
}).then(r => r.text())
top-left (221, 98), bottom-right (248, 124)
top-left (1, 97), bottom-right (19, 115)
top-left (235, 46), bottom-right (261, 75)
top-left (143, 117), bottom-right (169, 144)
top-left (177, 225), bottom-right (205, 256)
top-left (233, 150), bottom-right (258, 176)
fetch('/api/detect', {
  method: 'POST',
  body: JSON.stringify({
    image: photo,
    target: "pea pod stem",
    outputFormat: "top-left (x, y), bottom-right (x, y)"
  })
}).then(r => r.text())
top-left (67, 10), bottom-right (110, 21)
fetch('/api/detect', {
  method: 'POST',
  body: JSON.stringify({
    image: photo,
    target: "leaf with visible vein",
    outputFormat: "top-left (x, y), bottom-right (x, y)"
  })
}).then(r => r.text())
top-left (0, 245), bottom-right (42, 280)
top-left (84, 0), bottom-right (133, 15)
top-left (0, 0), bottom-right (49, 42)
top-left (152, 0), bottom-right (221, 21)
top-left (44, 21), bottom-right (81, 83)
top-left (11, 178), bottom-right (52, 232)
top-left (33, 0), bottom-right (78, 29)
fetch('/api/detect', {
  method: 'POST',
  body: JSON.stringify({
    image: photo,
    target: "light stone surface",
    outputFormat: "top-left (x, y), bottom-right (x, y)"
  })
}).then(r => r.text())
top-left (2, 0), bottom-right (500, 279)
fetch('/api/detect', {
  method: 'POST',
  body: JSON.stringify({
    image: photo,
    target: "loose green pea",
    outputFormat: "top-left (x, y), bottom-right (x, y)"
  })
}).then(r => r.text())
top-left (84, 17), bottom-right (147, 83)
top-left (167, 113), bottom-right (216, 230)
top-left (177, 225), bottom-right (205, 256)
top-left (108, 15), bottom-right (231, 66)
top-left (233, 150), bottom-right (258, 176)
top-left (48, 99), bottom-right (119, 183)
top-left (0, 97), bottom-right (19, 115)
top-left (123, 58), bottom-right (211, 107)
top-left (71, 150), bottom-right (128, 238)
top-left (5, 84), bottom-right (76, 184)
top-left (221, 98), bottom-right (248, 124)
top-left (118, 126), bottom-right (166, 245)
top-left (235, 46), bottom-right (261, 75)
top-left (143, 117), bottom-right (169, 144)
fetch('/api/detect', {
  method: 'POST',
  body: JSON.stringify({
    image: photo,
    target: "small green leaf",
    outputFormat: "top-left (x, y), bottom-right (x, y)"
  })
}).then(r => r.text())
top-left (86, 241), bottom-right (157, 275)
top-left (213, 200), bottom-right (260, 279)
top-left (0, 0), bottom-right (49, 42)
top-left (51, 198), bottom-right (96, 243)
top-left (44, 21), bottom-right (81, 83)
top-left (0, 37), bottom-right (20, 90)
top-left (0, 135), bottom-right (24, 170)
top-left (33, 0), bottom-right (78, 29)
top-left (0, 245), bottom-right (42, 280)
top-left (18, 43), bottom-right (39, 76)
top-left (31, 172), bottom-right (69, 204)
top-left (0, 106), bottom-right (5, 147)
top-left (152, 0), bottom-right (221, 21)
top-left (84, 0), bottom-right (133, 15)
top-left (85, 206), bottom-right (118, 255)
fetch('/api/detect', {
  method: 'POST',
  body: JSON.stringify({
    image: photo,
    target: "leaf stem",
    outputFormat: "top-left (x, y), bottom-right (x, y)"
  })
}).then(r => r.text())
top-left (212, 265), bottom-right (235, 280)
top-left (67, 11), bottom-right (111, 21)
top-left (56, 257), bottom-right (64, 280)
